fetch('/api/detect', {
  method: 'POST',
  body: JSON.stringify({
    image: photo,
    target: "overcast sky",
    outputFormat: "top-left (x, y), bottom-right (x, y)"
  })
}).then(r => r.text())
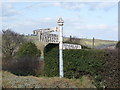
top-left (1, 1), bottom-right (118, 41)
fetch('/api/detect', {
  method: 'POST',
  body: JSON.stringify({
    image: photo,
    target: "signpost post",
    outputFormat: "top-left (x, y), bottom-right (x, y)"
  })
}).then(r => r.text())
top-left (58, 18), bottom-right (64, 78)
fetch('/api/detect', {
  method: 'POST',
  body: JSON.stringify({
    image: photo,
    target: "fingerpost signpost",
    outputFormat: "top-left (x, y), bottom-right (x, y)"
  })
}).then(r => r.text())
top-left (33, 18), bottom-right (81, 78)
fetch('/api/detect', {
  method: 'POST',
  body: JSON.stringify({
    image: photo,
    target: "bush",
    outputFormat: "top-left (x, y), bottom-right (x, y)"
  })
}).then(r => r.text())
top-left (63, 49), bottom-right (104, 79)
top-left (2, 29), bottom-right (26, 58)
top-left (15, 42), bottom-right (41, 75)
top-left (17, 42), bottom-right (41, 58)
top-left (2, 57), bottom-right (44, 76)
top-left (44, 44), bottom-right (59, 77)
top-left (101, 49), bottom-right (119, 88)
top-left (2, 42), bottom-right (43, 76)
top-left (44, 44), bottom-right (105, 88)
top-left (116, 41), bottom-right (120, 48)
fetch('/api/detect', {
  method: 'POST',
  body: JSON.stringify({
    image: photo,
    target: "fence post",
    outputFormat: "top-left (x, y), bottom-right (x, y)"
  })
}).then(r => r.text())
top-left (93, 37), bottom-right (95, 49)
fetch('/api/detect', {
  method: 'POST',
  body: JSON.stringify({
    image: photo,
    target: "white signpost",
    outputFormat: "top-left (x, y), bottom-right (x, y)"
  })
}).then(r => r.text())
top-left (63, 43), bottom-right (82, 50)
top-left (33, 27), bottom-right (59, 34)
top-left (58, 18), bottom-right (64, 78)
top-left (39, 33), bottom-right (59, 43)
top-left (34, 18), bottom-right (81, 78)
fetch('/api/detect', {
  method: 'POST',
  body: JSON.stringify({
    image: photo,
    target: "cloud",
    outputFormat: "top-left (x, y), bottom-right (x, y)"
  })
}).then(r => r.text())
top-left (36, 2), bottom-right (117, 11)
top-left (1, 2), bottom-right (117, 40)
top-left (2, 3), bottom-right (19, 17)
top-left (2, 16), bottom-right (117, 40)
top-left (62, 17), bottom-right (117, 39)
top-left (53, 2), bottom-right (85, 9)
top-left (1, 2), bottom-right (117, 19)
top-left (75, 24), bottom-right (109, 30)
top-left (88, 2), bottom-right (117, 11)
top-left (53, 2), bottom-right (117, 11)
top-left (69, 21), bottom-right (117, 32)
top-left (12, 2), bottom-right (116, 11)
top-left (2, 17), bottom-right (57, 34)
top-left (2, 0), bottom-right (119, 2)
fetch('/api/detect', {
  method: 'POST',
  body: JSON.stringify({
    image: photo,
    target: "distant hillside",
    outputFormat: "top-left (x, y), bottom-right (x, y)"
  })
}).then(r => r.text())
top-left (64, 37), bottom-right (117, 49)
top-left (24, 35), bottom-right (118, 58)
top-left (25, 35), bottom-right (118, 50)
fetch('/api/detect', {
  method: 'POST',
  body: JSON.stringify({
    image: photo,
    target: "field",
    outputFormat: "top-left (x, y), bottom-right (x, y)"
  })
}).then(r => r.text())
top-left (64, 37), bottom-right (117, 49)
top-left (2, 71), bottom-right (96, 88)
top-left (26, 35), bottom-right (117, 49)
top-left (25, 36), bottom-right (118, 57)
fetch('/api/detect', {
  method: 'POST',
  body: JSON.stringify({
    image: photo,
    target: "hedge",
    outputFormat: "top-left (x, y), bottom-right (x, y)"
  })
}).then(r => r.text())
top-left (116, 41), bottom-right (120, 48)
top-left (44, 44), bottom-right (105, 80)
top-left (44, 44), bottom-right (59, 77)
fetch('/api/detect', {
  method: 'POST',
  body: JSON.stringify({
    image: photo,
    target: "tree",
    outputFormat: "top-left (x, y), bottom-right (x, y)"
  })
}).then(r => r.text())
top-left (17, 42), bottom-right (41, 58)
top-left (2, 29), bottom-right (26, 58)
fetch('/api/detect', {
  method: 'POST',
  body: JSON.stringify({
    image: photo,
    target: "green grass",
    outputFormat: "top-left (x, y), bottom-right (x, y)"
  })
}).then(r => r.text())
top-left (64, 37), bottom-right (117, 49)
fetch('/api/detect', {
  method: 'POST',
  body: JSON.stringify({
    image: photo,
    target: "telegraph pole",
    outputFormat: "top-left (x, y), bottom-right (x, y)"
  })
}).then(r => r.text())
top-left (58, 17), bottom-right (64, 78)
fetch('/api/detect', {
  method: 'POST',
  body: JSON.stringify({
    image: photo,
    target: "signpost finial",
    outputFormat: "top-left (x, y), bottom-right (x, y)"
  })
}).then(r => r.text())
top-left (58, 17), bottom-right (64, 26)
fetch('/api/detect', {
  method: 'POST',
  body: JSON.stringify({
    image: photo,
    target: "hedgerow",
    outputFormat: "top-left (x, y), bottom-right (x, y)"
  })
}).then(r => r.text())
top-left (44, 44), bottom-right (105, 87)
top-left (44, 44), bottom-right (59, 77)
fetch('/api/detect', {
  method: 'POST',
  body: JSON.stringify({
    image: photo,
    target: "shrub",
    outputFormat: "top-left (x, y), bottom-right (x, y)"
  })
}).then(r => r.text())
top-left (63, 49), bottom-right (104, 79)
top-left (15, 42), bottom-right (41, 75)
top-left (2, 29), bottom-right (26, 58)
top-left (44, 44), bottom-right (105, 88)
top-left (116, 41), bottom-right (120, 48)
top-left (44, 44), bottom-right (59, 77)
top-left (101, 49), bottom-right (119, 88)
top-left (2, 57), bottom-right (44, 76)
top-left (17, 42), bottom-right (41, 58)
top-left (2, 42), bottom-right (43, 76)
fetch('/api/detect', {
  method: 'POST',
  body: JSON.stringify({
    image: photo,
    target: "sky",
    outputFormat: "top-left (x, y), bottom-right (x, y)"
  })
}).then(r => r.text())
top-left (1, 1), bottom-right (118, 41)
